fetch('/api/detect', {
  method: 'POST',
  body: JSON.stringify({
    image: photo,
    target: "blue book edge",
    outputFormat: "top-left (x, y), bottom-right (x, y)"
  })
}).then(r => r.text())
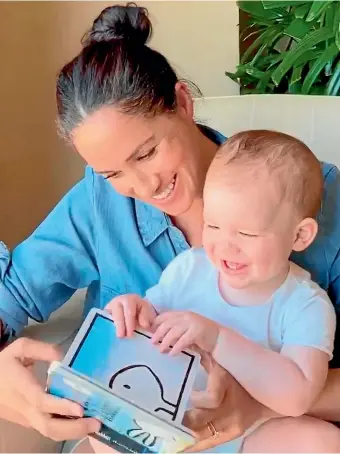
top-left (47, 361), bottom-right (195, 454)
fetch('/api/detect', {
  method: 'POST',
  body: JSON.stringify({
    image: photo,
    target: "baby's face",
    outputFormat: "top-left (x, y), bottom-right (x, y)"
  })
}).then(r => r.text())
top-left (202, 169), bottom-right (298, 290)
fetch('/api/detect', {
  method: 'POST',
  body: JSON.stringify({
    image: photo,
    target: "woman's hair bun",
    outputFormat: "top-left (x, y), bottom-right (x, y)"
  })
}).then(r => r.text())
top-left (83, 2), bottom-right (152, 46)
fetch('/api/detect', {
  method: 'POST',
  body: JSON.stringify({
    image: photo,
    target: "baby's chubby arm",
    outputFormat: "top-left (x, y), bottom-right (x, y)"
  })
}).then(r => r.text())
top-left (152, 312), bottom-right (329, 417)
top-left (151, 286), bottom-right (334, 419)
top-left (105, 294), bottom-right (157, 337)
top-left (212, 328), bottom-right (329, 417)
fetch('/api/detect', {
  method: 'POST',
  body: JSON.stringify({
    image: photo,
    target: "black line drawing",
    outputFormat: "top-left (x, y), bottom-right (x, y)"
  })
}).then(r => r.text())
top-left (126, 419), bottom-right (178, 448)
top-left (109, 364), bottom-right (177, 419)
top-left (116, 329), bottom-right (195, 422)
top-left (70, 314), bottom-right (196, 422)
top-left (127, 420), bottom-right (158, 448)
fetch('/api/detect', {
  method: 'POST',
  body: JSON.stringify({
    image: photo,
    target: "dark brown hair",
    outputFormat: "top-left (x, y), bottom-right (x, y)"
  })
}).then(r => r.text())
top-left (56, 3), bottom-right (179, 140)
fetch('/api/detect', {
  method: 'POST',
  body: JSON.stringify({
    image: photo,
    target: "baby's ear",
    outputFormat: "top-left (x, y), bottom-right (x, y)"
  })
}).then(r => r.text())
top-left (292, 218), bottom-right (318, 252)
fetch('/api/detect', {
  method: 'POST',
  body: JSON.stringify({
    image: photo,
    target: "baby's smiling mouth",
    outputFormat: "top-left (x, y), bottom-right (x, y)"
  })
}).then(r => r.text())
top-left (221, 260), bottom-right (248, 274)
top-left (224, 261), bottom-right (246, 270)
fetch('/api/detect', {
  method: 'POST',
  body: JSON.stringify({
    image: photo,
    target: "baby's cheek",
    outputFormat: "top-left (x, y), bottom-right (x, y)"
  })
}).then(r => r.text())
top-left (259, 242), bottom-right (285, 274)
top-left (252, 243), bottom-right (273, 270)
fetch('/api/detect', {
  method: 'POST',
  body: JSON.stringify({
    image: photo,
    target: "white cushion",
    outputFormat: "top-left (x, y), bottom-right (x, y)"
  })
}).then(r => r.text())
top-left (195, 94), bottom-right (340, 168)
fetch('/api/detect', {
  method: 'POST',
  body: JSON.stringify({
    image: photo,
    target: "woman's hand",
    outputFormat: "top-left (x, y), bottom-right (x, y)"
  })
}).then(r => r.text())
top-left (0, 337), bottom-right (101, 441)
top-left (183, 352), bottom-right (275, 452)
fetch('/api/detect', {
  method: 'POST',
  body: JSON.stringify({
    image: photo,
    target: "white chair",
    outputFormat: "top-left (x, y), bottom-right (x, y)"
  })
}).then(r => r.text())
top-left (195, 94), bottom-right (340, 168)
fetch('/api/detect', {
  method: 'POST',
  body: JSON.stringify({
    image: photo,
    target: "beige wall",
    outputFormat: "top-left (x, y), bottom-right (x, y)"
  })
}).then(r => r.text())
top-left (0, 1), bottom-right (239, 248)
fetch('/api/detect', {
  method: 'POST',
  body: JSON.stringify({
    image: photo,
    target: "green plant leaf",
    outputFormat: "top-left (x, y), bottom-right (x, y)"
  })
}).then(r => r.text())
top-left (225, 67), bottom-right (247, 81)
top-left (225, 72), bottom-right (240, 82)
top-left (256, 52), bottom-right (287, 69)
top-left (251, 34), bottom-right (285, 65)
top-left (262, 0), bottom-right (306, 10)
top-left (271, 27), bottom-right (334, 86)
top-left (311, 86), bottom-right (326, 95)
top-left (306, 1), bottom-right (333, 23)
top-left (233, 64), bottom-right (267, 79)
top-left (245, 67), bottom-right (267, 79)
top-left (241, 26), bottom-right (283, 64)
top-left (256, 71), bottom-right (273, 92)
top-left (225, 65), bottom-right (257, 87)
top-left (238, 1), bottom-right (287, 20)
top-left (294, 3), bottom-right (311, 19)
top-left (241, 87), bottom-right (263, 95)
top-left (333, 2), bottom-right (340, 33)
top-left (325, 60), bottom-right (333, 76)
top-left (326, 59), bottom-right (340, 94)
top-left (334, 3), bottom-right (340, 50)
top-left (302, 42), bottom-right (339, 93)
top-left (291, 65), bottom-right (303, 85)
top-left (284, 17), bottom-right (313, 40)
top-left (241, 26), bottom-right (264, 42)
top-left (326, 2), bottom-right (336, 29)
top-left (294, 49), bottom-right (321, 66)
top-left (288, 81), bottom-right (302, 93)
top-left (249, 19), bottom-right (279, 27)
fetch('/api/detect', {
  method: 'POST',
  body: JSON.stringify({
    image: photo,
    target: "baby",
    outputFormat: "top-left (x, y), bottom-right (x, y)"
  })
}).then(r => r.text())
top-left (106, 130), bottom-right (336, 452)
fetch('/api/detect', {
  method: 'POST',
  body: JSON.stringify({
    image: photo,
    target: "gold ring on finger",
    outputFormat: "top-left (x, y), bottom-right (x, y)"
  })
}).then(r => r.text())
top-left (207, 421), bottom-right (219, 438)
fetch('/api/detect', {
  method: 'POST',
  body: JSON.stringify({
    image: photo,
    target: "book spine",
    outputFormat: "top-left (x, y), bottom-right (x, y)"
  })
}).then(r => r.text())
top-left (46, 363), bottom-right (192, 454)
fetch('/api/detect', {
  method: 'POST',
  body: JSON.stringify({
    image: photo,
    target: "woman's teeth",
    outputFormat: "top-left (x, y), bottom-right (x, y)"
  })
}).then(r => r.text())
top-left (152, 176), bottom-right (176, 200)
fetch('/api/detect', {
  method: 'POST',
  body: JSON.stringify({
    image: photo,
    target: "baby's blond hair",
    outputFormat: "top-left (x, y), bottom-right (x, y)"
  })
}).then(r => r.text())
top-left (211, 130), bottom-right (323, 219)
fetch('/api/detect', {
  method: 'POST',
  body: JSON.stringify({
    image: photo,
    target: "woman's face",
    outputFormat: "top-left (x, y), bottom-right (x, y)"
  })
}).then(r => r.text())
top-left (72, 83), bottom-right (206, 216)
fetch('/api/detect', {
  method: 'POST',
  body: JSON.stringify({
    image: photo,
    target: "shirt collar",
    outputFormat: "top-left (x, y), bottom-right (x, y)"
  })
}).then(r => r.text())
top-left (135, 199), bottom-right (170, 247)
top-left (136, 125), bottom-right (226, 247)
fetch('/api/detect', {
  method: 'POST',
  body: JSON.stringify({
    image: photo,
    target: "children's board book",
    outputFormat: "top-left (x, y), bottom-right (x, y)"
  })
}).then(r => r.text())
top-left (46, 308), bottom-right (201, 453)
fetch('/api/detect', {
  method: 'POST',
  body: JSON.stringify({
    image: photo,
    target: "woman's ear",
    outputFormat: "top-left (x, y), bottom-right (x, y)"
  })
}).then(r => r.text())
top-left (174, 81), bottom-right (194, 119)
top-left (292, 218), bottom-right (318, 252)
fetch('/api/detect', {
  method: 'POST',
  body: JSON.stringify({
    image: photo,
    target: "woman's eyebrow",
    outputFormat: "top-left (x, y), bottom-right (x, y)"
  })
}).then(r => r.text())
top-left (97, 134), bottom-right (155, 174)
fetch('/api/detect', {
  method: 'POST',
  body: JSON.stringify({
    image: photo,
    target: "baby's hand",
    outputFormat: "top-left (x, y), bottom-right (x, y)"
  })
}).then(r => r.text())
top-left (151, 311), bottom-right (220, 355)
top-left (105, 294), bottom-right (157, 338)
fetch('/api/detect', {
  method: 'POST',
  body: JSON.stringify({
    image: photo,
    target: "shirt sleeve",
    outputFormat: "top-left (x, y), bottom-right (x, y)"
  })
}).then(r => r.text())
top-left (0, 168), bottom-right (99, 338)
top-left (329, 253), bottom-right (340, 367)
top-left (322, 165), bottom-right (340, 367)
top-left (144, 249), bottom-right (194, 314)
top-left (282, 290), bottom-right (336, 360)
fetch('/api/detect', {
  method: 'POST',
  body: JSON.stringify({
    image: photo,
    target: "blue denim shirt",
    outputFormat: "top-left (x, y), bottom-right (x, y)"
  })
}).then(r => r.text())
top-left (1, 127), bottom-right (340, 364)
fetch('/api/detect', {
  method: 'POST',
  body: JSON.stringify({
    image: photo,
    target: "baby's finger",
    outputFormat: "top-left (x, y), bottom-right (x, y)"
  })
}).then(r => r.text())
top-left (159, 326), bottom-right (186, 354)
top-left (138, 303), bottom-right (156, 330)
top-left (123, 301), bottom-right (137, 337)
top-left (111, 302), bottom-right (126, 338)
top-left (170, 331), bottom-right (193, 356)
top-left (151, 321), bottom-right (173, 345)
top-left (153, 311), bottom-right (178, 327)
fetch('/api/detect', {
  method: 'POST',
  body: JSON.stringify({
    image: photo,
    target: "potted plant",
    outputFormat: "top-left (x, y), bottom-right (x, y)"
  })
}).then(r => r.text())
top-left (227, 0), bottom-right (340, 95)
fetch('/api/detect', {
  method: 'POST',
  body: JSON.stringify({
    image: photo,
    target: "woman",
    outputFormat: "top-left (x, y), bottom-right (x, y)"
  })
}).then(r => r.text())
top-left (1, 3), bottom-right (340, 452)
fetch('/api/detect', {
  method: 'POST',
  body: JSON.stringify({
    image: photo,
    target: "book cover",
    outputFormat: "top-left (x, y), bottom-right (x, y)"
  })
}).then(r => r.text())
top-left (46, 309), bottom-right (200, 453)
